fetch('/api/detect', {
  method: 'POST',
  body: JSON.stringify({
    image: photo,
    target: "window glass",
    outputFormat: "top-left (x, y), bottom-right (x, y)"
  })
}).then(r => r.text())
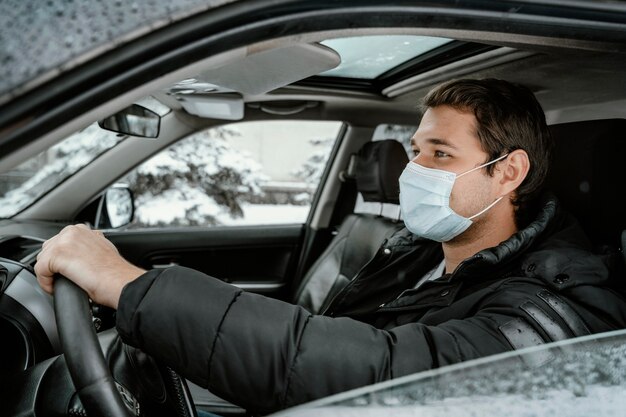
top-left (353, 124), bottom-right (416, 218)
top-left (284, 329), bottom-right (626, 417)
top-left (320, 36), bottom-right (452, 79)
top-left (0, 123), bottom-right (124, 218)
top-left (121, 120), bottom-right (342, 228)
top-left (372, 123), bottom-right (415, 155)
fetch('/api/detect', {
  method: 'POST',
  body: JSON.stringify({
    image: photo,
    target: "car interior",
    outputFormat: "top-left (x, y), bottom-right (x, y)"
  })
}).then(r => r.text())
top-left (1, 5), bottom-right (626, 416)
top-left (293, 139), bottom-right (408, 315)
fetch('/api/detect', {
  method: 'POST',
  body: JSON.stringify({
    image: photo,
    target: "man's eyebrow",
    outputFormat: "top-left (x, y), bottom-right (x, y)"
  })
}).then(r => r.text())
top-left (411, 137), bottom-right (459, 150)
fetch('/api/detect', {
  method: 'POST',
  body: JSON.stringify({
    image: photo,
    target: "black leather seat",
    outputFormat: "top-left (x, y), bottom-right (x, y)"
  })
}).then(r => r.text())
top-left (546, 119), bottom-right (626, 248)
top-left (294, 139), bottom-right (408, 314)
top-left (622, 231), bottom-right (626, 264)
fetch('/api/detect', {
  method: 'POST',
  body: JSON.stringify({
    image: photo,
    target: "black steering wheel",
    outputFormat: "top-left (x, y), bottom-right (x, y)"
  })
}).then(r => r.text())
top-left (54, 276), bottom-right (135, 417)
top-left (54, 276), bottom-right (197, 417)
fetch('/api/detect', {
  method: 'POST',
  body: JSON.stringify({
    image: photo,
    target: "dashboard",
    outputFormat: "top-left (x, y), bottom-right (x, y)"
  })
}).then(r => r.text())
top-left (0, 219), bottom-right (73, 377)
top-left (0, 220), bottom-right (245, 416)
top-left (0, 220), bottom-right (230, 417)
top-left (0, 234), bottom-right (59, 375)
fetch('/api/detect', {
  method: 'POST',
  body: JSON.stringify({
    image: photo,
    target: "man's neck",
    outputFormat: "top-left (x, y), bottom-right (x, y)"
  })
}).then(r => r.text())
top-left (441, 210), bottom-right (518, 274)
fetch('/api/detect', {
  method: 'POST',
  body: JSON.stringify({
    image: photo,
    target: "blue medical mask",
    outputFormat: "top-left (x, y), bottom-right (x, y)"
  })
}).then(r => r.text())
top-left (399, 154), bottom-right (509, 242)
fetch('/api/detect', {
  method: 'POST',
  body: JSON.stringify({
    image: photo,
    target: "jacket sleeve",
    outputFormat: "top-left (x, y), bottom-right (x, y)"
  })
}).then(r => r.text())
top-left (115, 266), bottom-right (530, 413)
top-left (116, 266), bottom-right (394, 413)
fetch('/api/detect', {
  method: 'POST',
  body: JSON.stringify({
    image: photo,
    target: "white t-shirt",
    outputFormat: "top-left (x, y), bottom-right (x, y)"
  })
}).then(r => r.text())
top-left (413, 260), bottom-right (446, 289)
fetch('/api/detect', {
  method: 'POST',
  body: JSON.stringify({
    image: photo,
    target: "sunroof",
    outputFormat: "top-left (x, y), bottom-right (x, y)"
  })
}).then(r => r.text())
top-left (319, 36), bottom-right (452, 79)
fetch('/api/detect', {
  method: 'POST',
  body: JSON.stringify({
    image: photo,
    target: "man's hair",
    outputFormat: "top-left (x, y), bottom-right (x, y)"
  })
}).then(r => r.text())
top-left (422, 78), bottom-right (553, 227)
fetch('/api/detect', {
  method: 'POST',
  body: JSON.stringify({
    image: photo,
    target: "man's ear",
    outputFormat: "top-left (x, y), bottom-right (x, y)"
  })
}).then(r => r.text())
top-left (497, 149), bottom-right (530, 196)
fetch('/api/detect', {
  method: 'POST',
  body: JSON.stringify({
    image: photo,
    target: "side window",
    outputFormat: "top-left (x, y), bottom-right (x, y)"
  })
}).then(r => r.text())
top-left (372, 123), bottom-right (415, 154)
top-left (121, 120), bottom-right (342, 228)
top-left (354, 124), bottom-right (416, 218)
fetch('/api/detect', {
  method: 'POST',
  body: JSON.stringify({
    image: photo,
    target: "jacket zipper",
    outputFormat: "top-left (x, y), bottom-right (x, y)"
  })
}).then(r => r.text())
top-left (377, 254), bottom-right (483, 311)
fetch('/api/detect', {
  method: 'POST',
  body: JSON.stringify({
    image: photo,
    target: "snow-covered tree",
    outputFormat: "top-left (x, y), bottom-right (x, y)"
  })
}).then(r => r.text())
top-left (0, 123), bottom-right (270, 227)
top-left (382, 124), bottom-right (415, 154)
top-left (0, 124), bottom-right (122, 218)
top-left (291, 136), bottom-right (335, 204)
top-left (126, 127), bottom-right (268, 227)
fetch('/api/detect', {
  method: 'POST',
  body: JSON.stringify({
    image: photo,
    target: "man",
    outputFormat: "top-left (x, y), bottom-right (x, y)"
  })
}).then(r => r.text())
top-left (36, 79), bottom-right (626, 414)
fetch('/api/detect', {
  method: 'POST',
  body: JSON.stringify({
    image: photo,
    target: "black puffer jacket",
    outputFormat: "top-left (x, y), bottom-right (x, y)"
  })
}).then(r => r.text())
top-left (116, 196), bottom-right (626, 414)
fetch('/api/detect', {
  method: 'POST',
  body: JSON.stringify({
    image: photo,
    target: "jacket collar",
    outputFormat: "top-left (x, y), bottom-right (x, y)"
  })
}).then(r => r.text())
top-left (381, 194), bottom-right (568, 310)
top-left (384, 193), bottom-right (561, 280)
top-left (381, 193), bottom-right (616, 311)
top-left (450, 193), bottom-right (559, 282)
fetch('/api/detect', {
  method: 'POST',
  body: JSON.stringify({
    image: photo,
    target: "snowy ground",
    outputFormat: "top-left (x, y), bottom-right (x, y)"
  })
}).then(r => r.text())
top-left (134, 200), bottom-right (310, 227)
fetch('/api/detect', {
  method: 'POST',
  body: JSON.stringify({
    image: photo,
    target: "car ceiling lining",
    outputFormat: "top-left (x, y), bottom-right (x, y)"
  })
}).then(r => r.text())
top-left (2, 2), bottom-right (625, 167)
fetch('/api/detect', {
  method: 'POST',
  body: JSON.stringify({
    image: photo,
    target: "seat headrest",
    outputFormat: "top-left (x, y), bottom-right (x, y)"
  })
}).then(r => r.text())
top-left (546, 119), bottom-right (626, 247)
top-left (354, 139), bottom-right (409, 205)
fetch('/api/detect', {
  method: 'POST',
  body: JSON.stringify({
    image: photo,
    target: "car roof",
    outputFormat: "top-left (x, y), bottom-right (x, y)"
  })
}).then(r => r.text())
top-left (0, 0), bottom-right (239, 104)
top-left (1, 0), bottom-right (625, 169)
top-left (2, 0), bottom-right (625, 102)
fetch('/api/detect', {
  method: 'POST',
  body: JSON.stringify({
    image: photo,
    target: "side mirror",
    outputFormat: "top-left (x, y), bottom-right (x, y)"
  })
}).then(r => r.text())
top-left (95, 185), bottom-right (134, 229)
top-left (98, 104), bottom-right (161, 138)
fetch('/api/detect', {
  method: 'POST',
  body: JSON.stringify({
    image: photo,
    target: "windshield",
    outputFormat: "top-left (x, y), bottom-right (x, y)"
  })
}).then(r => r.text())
top-left (273, 329), bottom-right (626, 417)
top-left (0, 123), bottom-right (124, 218)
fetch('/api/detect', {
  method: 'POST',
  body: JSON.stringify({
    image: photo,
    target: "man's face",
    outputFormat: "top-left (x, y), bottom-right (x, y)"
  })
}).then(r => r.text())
top-left (410, 105), bottom-right (500, 222)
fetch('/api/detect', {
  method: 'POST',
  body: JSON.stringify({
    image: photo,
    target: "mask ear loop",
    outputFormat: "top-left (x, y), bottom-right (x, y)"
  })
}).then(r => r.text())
top-left (463, 153), bottom-right (510, 220)
top-left (468, 196), bottom-right (505, 220)
top-left (457, 153), bottom-right (509, 178)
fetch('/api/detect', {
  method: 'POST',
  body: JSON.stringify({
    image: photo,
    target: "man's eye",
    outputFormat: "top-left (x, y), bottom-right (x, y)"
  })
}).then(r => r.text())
top-left (412, 149), bottom-right (420, 157)
top-left (434, 150), bottom-right (449, 158)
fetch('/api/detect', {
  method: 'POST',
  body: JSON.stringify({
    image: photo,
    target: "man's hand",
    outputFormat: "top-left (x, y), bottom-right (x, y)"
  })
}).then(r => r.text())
top-left (35, 224), bottom-right (145, 309)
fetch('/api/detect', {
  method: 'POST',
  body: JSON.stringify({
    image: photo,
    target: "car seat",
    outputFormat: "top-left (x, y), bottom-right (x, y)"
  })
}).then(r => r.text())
top-left (294, 139), bottom-right (408, 314)
top-left (546, 119), bottom-right (626, 248)
top-left (622, 231), bottom-right (626, 264)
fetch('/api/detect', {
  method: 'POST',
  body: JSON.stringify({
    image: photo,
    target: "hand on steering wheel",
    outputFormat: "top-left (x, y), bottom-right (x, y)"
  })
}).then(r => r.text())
top-left (54, 276), bottom-right (135, 417)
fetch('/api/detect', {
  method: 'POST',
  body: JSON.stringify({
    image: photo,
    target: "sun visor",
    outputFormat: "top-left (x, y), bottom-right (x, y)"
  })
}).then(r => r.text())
top-left (198, 43), bottom-right (341, 96)
top-left (178, 93), bottom-right (244, 120)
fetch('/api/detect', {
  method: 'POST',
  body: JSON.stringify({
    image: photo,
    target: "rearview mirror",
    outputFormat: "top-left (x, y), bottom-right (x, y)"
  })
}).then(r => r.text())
top-left (98, 104), bottom-right (161, 138)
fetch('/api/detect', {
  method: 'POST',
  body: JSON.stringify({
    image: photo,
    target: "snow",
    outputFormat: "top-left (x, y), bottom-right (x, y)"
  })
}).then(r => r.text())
top-left (124, 126), bottom-right (274, 227)
top-left (282, 385), bottom-right (626, 417)
top-left (271, 330), bottom-right (626, 417)
top-left (135, 198), bottom-right (309, 227)
top-left (137, 151), bottom-right (190, 176)
top-left (123, 122), bottom-right (338, 228)
top-left (1, 120), bottom-right (334, 226)
top-left (0, 124), bottom-right (122, 217)
top-left (292, 137), bottom-right (335, 187)
top-left (134, 186), bottom-right (221, 226)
